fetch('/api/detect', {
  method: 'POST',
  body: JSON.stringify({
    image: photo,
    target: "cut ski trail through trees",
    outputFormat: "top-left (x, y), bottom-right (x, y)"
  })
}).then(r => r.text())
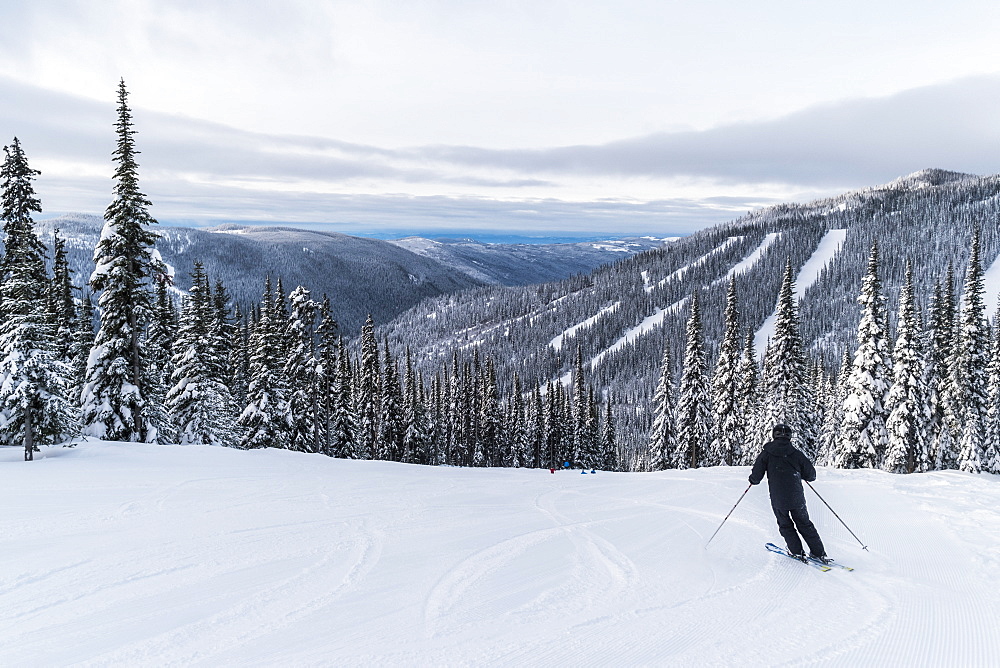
top-left (2, 442), bottom-right (998, 666)
top-left (755, 228), bottom-right (848, 357)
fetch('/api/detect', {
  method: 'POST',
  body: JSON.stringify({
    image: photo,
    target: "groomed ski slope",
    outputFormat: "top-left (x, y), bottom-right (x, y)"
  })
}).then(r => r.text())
top-left (2, 443), bottom-right (999, 666)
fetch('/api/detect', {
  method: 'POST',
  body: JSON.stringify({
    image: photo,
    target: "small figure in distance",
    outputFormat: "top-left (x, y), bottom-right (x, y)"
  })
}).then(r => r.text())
top-left (749, 423), bottom-right (829, 563)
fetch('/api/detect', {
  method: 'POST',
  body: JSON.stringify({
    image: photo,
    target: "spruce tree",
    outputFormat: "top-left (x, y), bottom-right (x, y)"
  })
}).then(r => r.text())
top-left (144, 277), bottom-right (177, 441)
top-left (49, 230), bottom-right (77, 363)
top-left (478, 357), bottom-right (502, 466)
top-left (817, 351), bottom-right (850, 466)
top-left (954, 229), bottom-right (989, 470)
top-left (835, 241), bottom-right (891, 469)
top-left (166, 263), bottom-right (236, 445)
top-left (81, 80), bottom-right (166, 442)
top-left (284, 286), bottom-right (320, 453)
top-left (237, 277), bottom-right (290, 449)
top-left (602, 394), bottom-right (618, 472)
top-left (357, 315), bottom-right (380, 459)
top-left (376, 340), bottom-right (404, 461)
top-left (982, 307), bottom-right (1000, 474)
top-left (675, 293), bottom-right (712, 468)
top-left (505, 373), bottom-right (528, 468)
top-left (884, 263), bottom-right (927, 473)
top-left (314, 296), bottom-right (339, 456)
top-left (736, 331), bottom-right (761, 464)
top-left (647, 344), bottom-right (677, 471)
top-left (931, 267), bottom-right (960, 469)
top-left (0, 138), bottom-right (77, 458)
top-left (331, 337), bottom-right (359, 458)
top-left (710, 279), bottom-right (743, 465)
top-left (761, 259), bottom-right (809, 450)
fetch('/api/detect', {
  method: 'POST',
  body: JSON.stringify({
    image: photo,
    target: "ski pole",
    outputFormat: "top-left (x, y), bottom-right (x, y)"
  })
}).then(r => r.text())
top-left (705, 483), bottom-right (752, 549)
top-left (806, 481), bottom-right (869, 551)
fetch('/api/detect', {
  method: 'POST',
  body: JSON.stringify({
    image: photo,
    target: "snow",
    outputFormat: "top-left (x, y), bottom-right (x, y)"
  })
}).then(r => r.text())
top-left (982, 249), bottom-right (1000, 314)
top-left (549, 301), bottom-right (620, 352)
top-left (3, 442), bottom-right (998, 665)
top-left (755, 229), bottom-right (848, 357)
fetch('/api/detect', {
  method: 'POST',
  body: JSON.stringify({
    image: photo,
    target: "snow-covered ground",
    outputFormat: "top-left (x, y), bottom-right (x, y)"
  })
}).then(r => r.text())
top-left (982, 249), bottom-right (1000, 314)
top-left (4, 442), bottom-right (998, 666)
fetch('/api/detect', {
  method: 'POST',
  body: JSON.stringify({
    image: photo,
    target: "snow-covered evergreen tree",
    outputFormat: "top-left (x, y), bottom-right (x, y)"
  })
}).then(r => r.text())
top-left (331, 337), bottom-right (359, 458)
top-left (0, 138), bottom-right (77, 457)
top-left (675, 293), bottom-right (712, 469)
top-left (835, 241), bottom-right (891, 469)
top-left (477, 357), bottom-right (501, 466)
top-left (284, 286), bottom-right (320, 453)
top-left (356, 315), bottom-right (380, 460)
top-left (144, 277), bottom-right (177, 442)
top-left (710, 279), bottom-right (743, 466)
top-left (761, 260), bottom-right (810, 452)
top-left (602, 394), bottom-right (618, 472)
top-left (69, 294), bottom-right (96, 408)
top-left (817, 351), bottom-right (850, 466)
top-left (954, 229), bottom-right (989, 469)
top-left (80, 81), bottom-right (166, 443)
top-left (48, 230), bottom-right (76, 364)
top-left (930, 268), bottom-right (960, 469)
top-left (884, 263), bottom-right (927, 473)
top-left (314, 296), bottom-right (338, 456)
top-left (166, 263), bottom-right (237, 445)
top-left (736, 332), bottom-right (761, 464)
top-left (647, 344), bottom-right (676, 471)
top-left (982, 307), bottom-right (1000, 474)
top-left (376, 340), bottom-right (404, 461)
top-left (237, 277), bottom-right (290, 449)
top-left (402, 350), bottom-right (431, 464)
top-left (504, 373), bottom-right (526, 467)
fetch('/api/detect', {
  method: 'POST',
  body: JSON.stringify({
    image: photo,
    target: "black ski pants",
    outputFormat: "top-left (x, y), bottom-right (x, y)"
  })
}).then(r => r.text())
top-left (772, 505), bottom-right (825, 557)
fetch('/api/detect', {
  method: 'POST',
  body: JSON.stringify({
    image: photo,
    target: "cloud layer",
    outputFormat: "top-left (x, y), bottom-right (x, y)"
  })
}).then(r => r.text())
top-left (3, 74), bottom-right (1000, 235)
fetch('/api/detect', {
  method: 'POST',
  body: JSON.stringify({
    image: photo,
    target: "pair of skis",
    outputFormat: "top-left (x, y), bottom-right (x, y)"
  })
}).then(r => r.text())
top-left (765, 543), bottom-right (854, 572)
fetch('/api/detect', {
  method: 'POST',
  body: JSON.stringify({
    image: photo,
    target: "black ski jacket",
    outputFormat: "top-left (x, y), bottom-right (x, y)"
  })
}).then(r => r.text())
top-left (748, 437), bottom-right (816, 510)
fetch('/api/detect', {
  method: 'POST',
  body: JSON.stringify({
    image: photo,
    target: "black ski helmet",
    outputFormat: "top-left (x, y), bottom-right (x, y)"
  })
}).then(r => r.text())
top-left (772, 423), bottom-right (793, 440)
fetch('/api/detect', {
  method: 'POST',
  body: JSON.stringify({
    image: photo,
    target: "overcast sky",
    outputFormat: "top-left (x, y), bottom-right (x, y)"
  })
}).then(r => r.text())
top-left (2, 0), bottom-right (1000, 236)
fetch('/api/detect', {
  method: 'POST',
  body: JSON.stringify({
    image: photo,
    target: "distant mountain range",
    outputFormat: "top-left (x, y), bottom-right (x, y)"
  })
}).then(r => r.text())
top-left (33, 214), bottom-right (667, 331)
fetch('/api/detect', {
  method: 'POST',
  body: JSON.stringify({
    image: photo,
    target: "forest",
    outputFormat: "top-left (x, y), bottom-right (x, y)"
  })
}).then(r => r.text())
top-left (2, 82), bottom-right (998, 476)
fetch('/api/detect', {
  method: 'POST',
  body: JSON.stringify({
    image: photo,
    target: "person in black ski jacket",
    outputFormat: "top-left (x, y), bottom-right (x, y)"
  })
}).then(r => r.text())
top-left (749, 424), bottom-right (828, 561)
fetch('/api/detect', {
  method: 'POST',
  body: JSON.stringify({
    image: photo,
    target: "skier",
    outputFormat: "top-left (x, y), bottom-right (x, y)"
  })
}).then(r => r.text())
top-left (749, 424), bottom-right (829, 563)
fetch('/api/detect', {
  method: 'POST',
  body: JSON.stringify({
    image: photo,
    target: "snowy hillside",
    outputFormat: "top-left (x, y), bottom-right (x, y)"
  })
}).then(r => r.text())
top-left (389, 236), bottom-right (668, 285)
top-left (3, 443), bottom-right (998, 665)
top-left (381, 169), bottom-right (1000, 427)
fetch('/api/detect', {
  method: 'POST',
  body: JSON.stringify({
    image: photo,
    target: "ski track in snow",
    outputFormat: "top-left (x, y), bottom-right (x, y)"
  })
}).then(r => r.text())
top-left (2, 444), bottom-right (999, 666)
top-left (755, 228), bottom-right (848, 357)
top-left (645, 236), bottom-right (743, 294)
top-left (549, 302), bottom-right (621, 353)
top-left (712, 232), bottom-right (781, 286)
top-left (589, 298), bottom-right (689, 369)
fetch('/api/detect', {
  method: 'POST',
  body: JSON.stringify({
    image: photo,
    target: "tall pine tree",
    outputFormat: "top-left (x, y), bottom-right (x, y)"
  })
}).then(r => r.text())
top-left (0, 138), bottom-right (77, 458)
top-left (835, 241), bottom-right (891, 469)
top-left (80, 80), bottom-right (166, 442)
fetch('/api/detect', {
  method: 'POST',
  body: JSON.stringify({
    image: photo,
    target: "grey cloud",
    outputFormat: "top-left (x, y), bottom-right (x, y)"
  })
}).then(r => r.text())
top-left (413, 75), bottom-right (1000, 187)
